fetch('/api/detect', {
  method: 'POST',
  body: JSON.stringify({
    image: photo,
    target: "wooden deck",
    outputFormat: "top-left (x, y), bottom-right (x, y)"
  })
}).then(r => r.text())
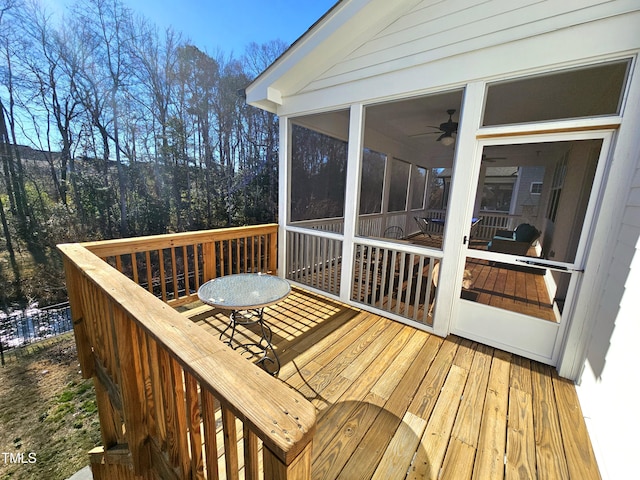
top-left (181, 287), bottom-right (599, 480)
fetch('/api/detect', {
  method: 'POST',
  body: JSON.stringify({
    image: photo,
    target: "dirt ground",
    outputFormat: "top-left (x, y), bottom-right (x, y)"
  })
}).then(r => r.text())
top-left (0, 334), bottom-right (100, 480)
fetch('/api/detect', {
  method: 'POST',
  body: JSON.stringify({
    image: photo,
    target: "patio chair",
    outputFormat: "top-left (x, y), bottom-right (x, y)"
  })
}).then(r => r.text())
top-left (383, 225), bottom-right (404, 240)
top-left (488, 223), bottom-right (540, 256)
top-left (413, 217), bottom-right (431, 238)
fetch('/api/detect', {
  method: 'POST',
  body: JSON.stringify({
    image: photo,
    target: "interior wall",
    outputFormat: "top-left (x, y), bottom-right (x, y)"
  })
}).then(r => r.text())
top-left (548, 142), bottom-right (599, 263)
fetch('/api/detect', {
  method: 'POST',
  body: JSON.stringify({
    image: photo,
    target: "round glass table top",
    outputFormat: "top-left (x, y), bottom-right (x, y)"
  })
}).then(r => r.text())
top-left (197, 273), bottom-right (291, 310)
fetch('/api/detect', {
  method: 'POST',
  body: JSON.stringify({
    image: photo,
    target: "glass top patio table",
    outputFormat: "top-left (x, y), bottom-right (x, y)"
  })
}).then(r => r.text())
top-left (197, 273), bottom-right (291, 310)
top-left (197, 273), bottom-right (290, 376)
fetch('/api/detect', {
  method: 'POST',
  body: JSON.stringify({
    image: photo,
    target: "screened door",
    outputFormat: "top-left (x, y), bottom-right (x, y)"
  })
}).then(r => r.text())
top-left (451, 133), bottom-right (612, 364)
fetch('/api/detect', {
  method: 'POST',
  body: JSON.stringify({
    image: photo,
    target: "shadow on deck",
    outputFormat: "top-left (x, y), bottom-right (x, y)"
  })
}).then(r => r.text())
top-left (180, 286), bottom-right (599, 480)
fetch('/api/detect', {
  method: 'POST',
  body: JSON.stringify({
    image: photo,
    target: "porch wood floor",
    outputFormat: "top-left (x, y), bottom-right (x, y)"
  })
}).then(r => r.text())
top-left (409, 235), bottom-right (557, 322)
top-left (463, 259), bottom-right (557, 322)
top-left (181, 287), bottom-right (598, 480)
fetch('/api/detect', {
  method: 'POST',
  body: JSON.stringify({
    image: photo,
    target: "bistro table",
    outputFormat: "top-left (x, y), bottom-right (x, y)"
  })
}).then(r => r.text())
top-left (197, 273), bottom-right (291, 376)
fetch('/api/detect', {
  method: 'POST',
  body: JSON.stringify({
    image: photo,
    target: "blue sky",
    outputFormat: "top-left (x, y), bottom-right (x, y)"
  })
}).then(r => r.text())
top-left (43, 0), bottom-right (337, 55)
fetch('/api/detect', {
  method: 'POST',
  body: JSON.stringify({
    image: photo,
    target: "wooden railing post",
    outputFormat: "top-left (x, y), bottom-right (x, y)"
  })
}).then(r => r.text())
top-left (270, 228), bottom-right (278, 274)
top-left (112, 310), bottom-right (151, 475)
top-left (62, 258), bottom-right (94, 378)
top-left (263, 442), bottom-right (313, 480)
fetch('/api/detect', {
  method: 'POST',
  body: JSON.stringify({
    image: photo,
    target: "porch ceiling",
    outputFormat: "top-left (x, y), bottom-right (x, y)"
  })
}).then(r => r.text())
top-left (295, 91), bottom-right (571, 169)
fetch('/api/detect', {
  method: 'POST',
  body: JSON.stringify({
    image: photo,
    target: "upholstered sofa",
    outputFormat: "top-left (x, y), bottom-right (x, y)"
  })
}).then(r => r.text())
top-left (487, 223), bottom-right (540, 256)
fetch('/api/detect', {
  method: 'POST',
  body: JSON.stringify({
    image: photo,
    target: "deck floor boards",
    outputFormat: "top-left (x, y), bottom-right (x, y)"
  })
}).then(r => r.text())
top-left (180, 287), bottom-right (599, 480)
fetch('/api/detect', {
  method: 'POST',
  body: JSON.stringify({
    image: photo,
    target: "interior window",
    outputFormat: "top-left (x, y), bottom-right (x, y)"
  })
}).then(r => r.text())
top-left (410, 166), bottom-right (427, 210)
top-left (388, 159), bottom-right (410, 212)
top-left (359, 149), bottom-right (386, 215)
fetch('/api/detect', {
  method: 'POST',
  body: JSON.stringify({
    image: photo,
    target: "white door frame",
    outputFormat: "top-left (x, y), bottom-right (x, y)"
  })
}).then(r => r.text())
top-left (435, 107), bottom-right (617, 365)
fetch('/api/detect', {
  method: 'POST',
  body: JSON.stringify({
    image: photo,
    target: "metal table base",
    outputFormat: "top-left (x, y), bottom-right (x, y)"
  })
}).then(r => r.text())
top-left (220, 308), bottom-right (280, 376)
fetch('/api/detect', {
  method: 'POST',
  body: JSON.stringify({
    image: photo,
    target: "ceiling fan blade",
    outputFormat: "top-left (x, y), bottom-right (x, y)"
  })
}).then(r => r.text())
top-left (408, 131), bottom-right (440, 138)
top-left (436, 132), bottom-right (448, 142)
top-left (481, 156), bottom-right (507, 163)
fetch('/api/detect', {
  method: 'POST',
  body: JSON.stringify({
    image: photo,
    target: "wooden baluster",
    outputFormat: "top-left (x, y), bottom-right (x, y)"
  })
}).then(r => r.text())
top-left (132, 252), bottom-right (140, 285)
top-left (137, 331), bottom-right (156, 439)
top-left (243, 425), bottom-right (260, 480)
top-left (227, 239), bottom-right (233, 275)
top-left (218, 241), bottom-right (225, 277)
top-left (170, 357), bottom-right (190, 478)
top-left (171, 247), bottom-right (179, 300)
top-left (158, 249), bottom-right (167, 302)
top-left (203, 241), bottom-right (215, 282)
top-left (243, 236), bottom-right (248, 272)
top-left (146, 337), bottom-right (167, 447)
top-left (396, 251), bottom-right (406, 315)
top-left (235, 238), bottom-right (241, 273)
top-left (221, 406), bottom-right (240, 480)
top-left (412, 256), bottom-right (425, 322)
top-left (251, 235), bottom-right (257, 273)
top-left (201, 389), bottom-right (220, 480)
top-left (112, 310), bottom-right (151, 475)
top-left (185, 372), bottom-right (205, 480)
top-left (183, 245), bottom-right (190, 299)
top-left (145, 251), bottom-right (154, 294)
top-left (194, 244), bottom-right (202, 290)
top-left (157, 348), bottom-right (181, 469)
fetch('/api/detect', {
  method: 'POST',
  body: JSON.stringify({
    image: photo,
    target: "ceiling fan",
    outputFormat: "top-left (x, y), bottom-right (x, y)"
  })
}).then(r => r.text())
top-left (410, 109), bottom-right (458, 145)
top-left (482, 154), bottom-right (504, 163)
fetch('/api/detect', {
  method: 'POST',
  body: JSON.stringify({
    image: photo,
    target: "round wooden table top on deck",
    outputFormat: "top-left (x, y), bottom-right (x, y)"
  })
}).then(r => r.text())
top-left (197, 272), bottom-right (291, 310)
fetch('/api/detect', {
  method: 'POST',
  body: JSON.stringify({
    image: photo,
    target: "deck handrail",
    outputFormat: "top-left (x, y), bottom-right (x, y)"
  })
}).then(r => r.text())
top-left (58, 224), bottom-right (316, 480)
top-left (82, 224), bottom-right (279, 308)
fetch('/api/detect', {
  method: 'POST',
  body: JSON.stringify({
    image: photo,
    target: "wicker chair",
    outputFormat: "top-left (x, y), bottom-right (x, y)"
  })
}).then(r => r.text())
top-left (488, 223), bottom-right (540, 256)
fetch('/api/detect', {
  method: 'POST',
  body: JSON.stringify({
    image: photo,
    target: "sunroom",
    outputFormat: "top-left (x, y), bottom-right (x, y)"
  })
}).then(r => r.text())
top-left (262, 53), bottom-right (631, 373)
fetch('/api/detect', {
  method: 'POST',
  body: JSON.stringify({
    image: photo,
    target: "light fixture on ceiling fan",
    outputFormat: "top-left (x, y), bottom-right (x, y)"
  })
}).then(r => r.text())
top-left (436, 109), bottom-right (458, 146)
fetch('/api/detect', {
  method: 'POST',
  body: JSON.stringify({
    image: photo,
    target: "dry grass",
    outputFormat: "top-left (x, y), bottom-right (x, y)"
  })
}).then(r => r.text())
top-left (0, 334), bottom-right (100, 480)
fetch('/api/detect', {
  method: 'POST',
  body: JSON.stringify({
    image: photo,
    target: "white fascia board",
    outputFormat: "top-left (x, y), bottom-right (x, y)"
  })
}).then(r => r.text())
top-left (245, 0), bottom-right (423, 113)
top-left (267, 87), bottom-right (282, 105)
top-left (245, 0), bottom-right (352, 111)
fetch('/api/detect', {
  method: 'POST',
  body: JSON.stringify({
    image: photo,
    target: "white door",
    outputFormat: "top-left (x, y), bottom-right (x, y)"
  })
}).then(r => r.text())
top-left (448, 132), bottom-right (613, 365)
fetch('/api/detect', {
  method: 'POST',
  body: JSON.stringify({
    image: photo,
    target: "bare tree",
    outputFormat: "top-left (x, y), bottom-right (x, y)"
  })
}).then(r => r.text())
top-left (70, 0), bottom-right (135, 236)
top-left (128, 21), bottom-right (182, 230)
top-left (0, 0), bottom-right (31, 233)
top-left (18, 2), bottom-right (84, 208)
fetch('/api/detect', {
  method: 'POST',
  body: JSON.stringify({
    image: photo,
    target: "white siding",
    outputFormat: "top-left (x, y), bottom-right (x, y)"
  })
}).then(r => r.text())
top-left (576, 161), bottom-right (640, 479)
top-left (303, 0), bottom-right (636, 94)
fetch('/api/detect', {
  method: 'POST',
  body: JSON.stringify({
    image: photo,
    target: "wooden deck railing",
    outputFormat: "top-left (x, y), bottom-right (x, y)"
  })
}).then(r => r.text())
top-left (58, 225), bottom-right (316, 480)
top-left (81, 224), bottom-right (278, 308)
